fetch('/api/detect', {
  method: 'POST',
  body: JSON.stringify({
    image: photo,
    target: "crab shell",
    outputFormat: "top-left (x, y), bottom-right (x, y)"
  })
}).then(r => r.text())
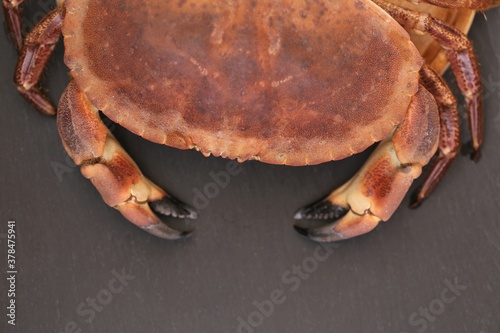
top-left (63, 0), bottom-right (428, 166)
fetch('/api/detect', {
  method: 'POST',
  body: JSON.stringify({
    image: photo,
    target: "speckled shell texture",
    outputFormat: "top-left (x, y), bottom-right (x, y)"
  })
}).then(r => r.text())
top-left (388, 0), bottom-right (474, 74)
top-left (62, 0), bottom-right (422, 165)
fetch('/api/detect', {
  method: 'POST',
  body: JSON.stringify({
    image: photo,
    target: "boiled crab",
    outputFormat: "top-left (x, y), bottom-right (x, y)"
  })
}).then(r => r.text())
top-left (3, 0), bottom-right (499, 241)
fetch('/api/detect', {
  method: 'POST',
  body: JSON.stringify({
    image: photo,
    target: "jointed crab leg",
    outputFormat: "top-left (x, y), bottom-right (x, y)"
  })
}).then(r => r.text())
top-left (13, 6), bottom-right (64, 115)
top-left (411, 64), bottom-right (461, 207)
top-left (2, 0), bottom-right (25, 51)
top-left (408, 0), bottom-right (500, 10)
top-left (374, 0), bottom-right (483, 160)
top-left (295, 86), bottom-right (440, 242)
top-left (57, 81), bottom-right (197, 239)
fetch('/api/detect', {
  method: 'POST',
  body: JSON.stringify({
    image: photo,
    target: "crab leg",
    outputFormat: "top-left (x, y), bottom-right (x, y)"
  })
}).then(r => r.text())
top-left (2, 0), bottom-right (25, 51)
top-left (408, 0), bottom-right (500, 10)
top-left (411, 64), bottom-right (461, 207)
top-left (294, 86), bottom-right (440, 242)
top-left (13, 6), bottom-right (64, 116)
top-left (57, 81), bottom-right (197, 240)
top-left (3, 0), bottom-right (65, 51)
top-left (375, 0), bottom-right (484, 160)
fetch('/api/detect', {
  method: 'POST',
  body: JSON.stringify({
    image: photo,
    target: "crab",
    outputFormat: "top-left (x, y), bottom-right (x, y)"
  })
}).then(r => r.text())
top-left (3, 0), bottom-right (499, 242)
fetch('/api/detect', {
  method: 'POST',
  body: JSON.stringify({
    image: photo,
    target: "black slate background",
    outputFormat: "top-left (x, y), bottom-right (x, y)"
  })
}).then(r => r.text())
top-left (1, 3), bottom-right (499, 333)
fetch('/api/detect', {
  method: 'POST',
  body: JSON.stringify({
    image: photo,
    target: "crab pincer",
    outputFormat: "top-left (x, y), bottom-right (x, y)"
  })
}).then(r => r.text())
top-left (295, 86), bottom-right (440, 242)
top-left (58, 81), bottom-right (196, 239)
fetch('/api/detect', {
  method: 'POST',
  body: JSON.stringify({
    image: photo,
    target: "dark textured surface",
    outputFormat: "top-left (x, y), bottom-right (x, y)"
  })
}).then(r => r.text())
top-left (1, 4), bottom-right (500, 333)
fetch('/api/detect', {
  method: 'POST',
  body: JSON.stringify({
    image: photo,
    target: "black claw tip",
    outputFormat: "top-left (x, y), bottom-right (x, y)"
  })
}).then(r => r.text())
top-left (293, 225), bottom-right (309, 237)
top-left (294, 200), bottom-right (348, 220)
top-left (179, 230), bottom-right (194, 238)
top-left (294, 224), bottom-right (345, 242)
top-left (461, 141), bottom-right (482, 163)
top-left (409, 189), bottom-right (424, 209)
top-left (150, 196), bottom-right (198, 219)
top-left (409, 200), bottom-right (423, 209)
top-left (142, 223), bottom-right (193, 240)
top-left (470, 148), bottom-right (481, 163)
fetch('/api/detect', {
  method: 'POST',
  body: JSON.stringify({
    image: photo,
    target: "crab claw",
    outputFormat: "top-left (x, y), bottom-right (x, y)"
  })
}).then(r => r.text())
top-left (294, 200), bottom-right (380, 242)
top-left (78, 137), bottom-right (198, 240)
top-left (58, 80), bottom-right (197, 240)
top-left (294, 85), bottom-right (440, 242)
top-left (150, 196), bottom-right (198, 220)
top-left (117, 196), bottom-right (196, 240)
top-left (294, 200), bottom-right (348, 220)
top-left (294, 209), bottom-right (380, 242)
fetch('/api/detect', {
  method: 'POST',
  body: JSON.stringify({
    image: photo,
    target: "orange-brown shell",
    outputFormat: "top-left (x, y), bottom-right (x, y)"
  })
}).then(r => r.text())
top-left (62, 0), bottom-right (422, 165)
